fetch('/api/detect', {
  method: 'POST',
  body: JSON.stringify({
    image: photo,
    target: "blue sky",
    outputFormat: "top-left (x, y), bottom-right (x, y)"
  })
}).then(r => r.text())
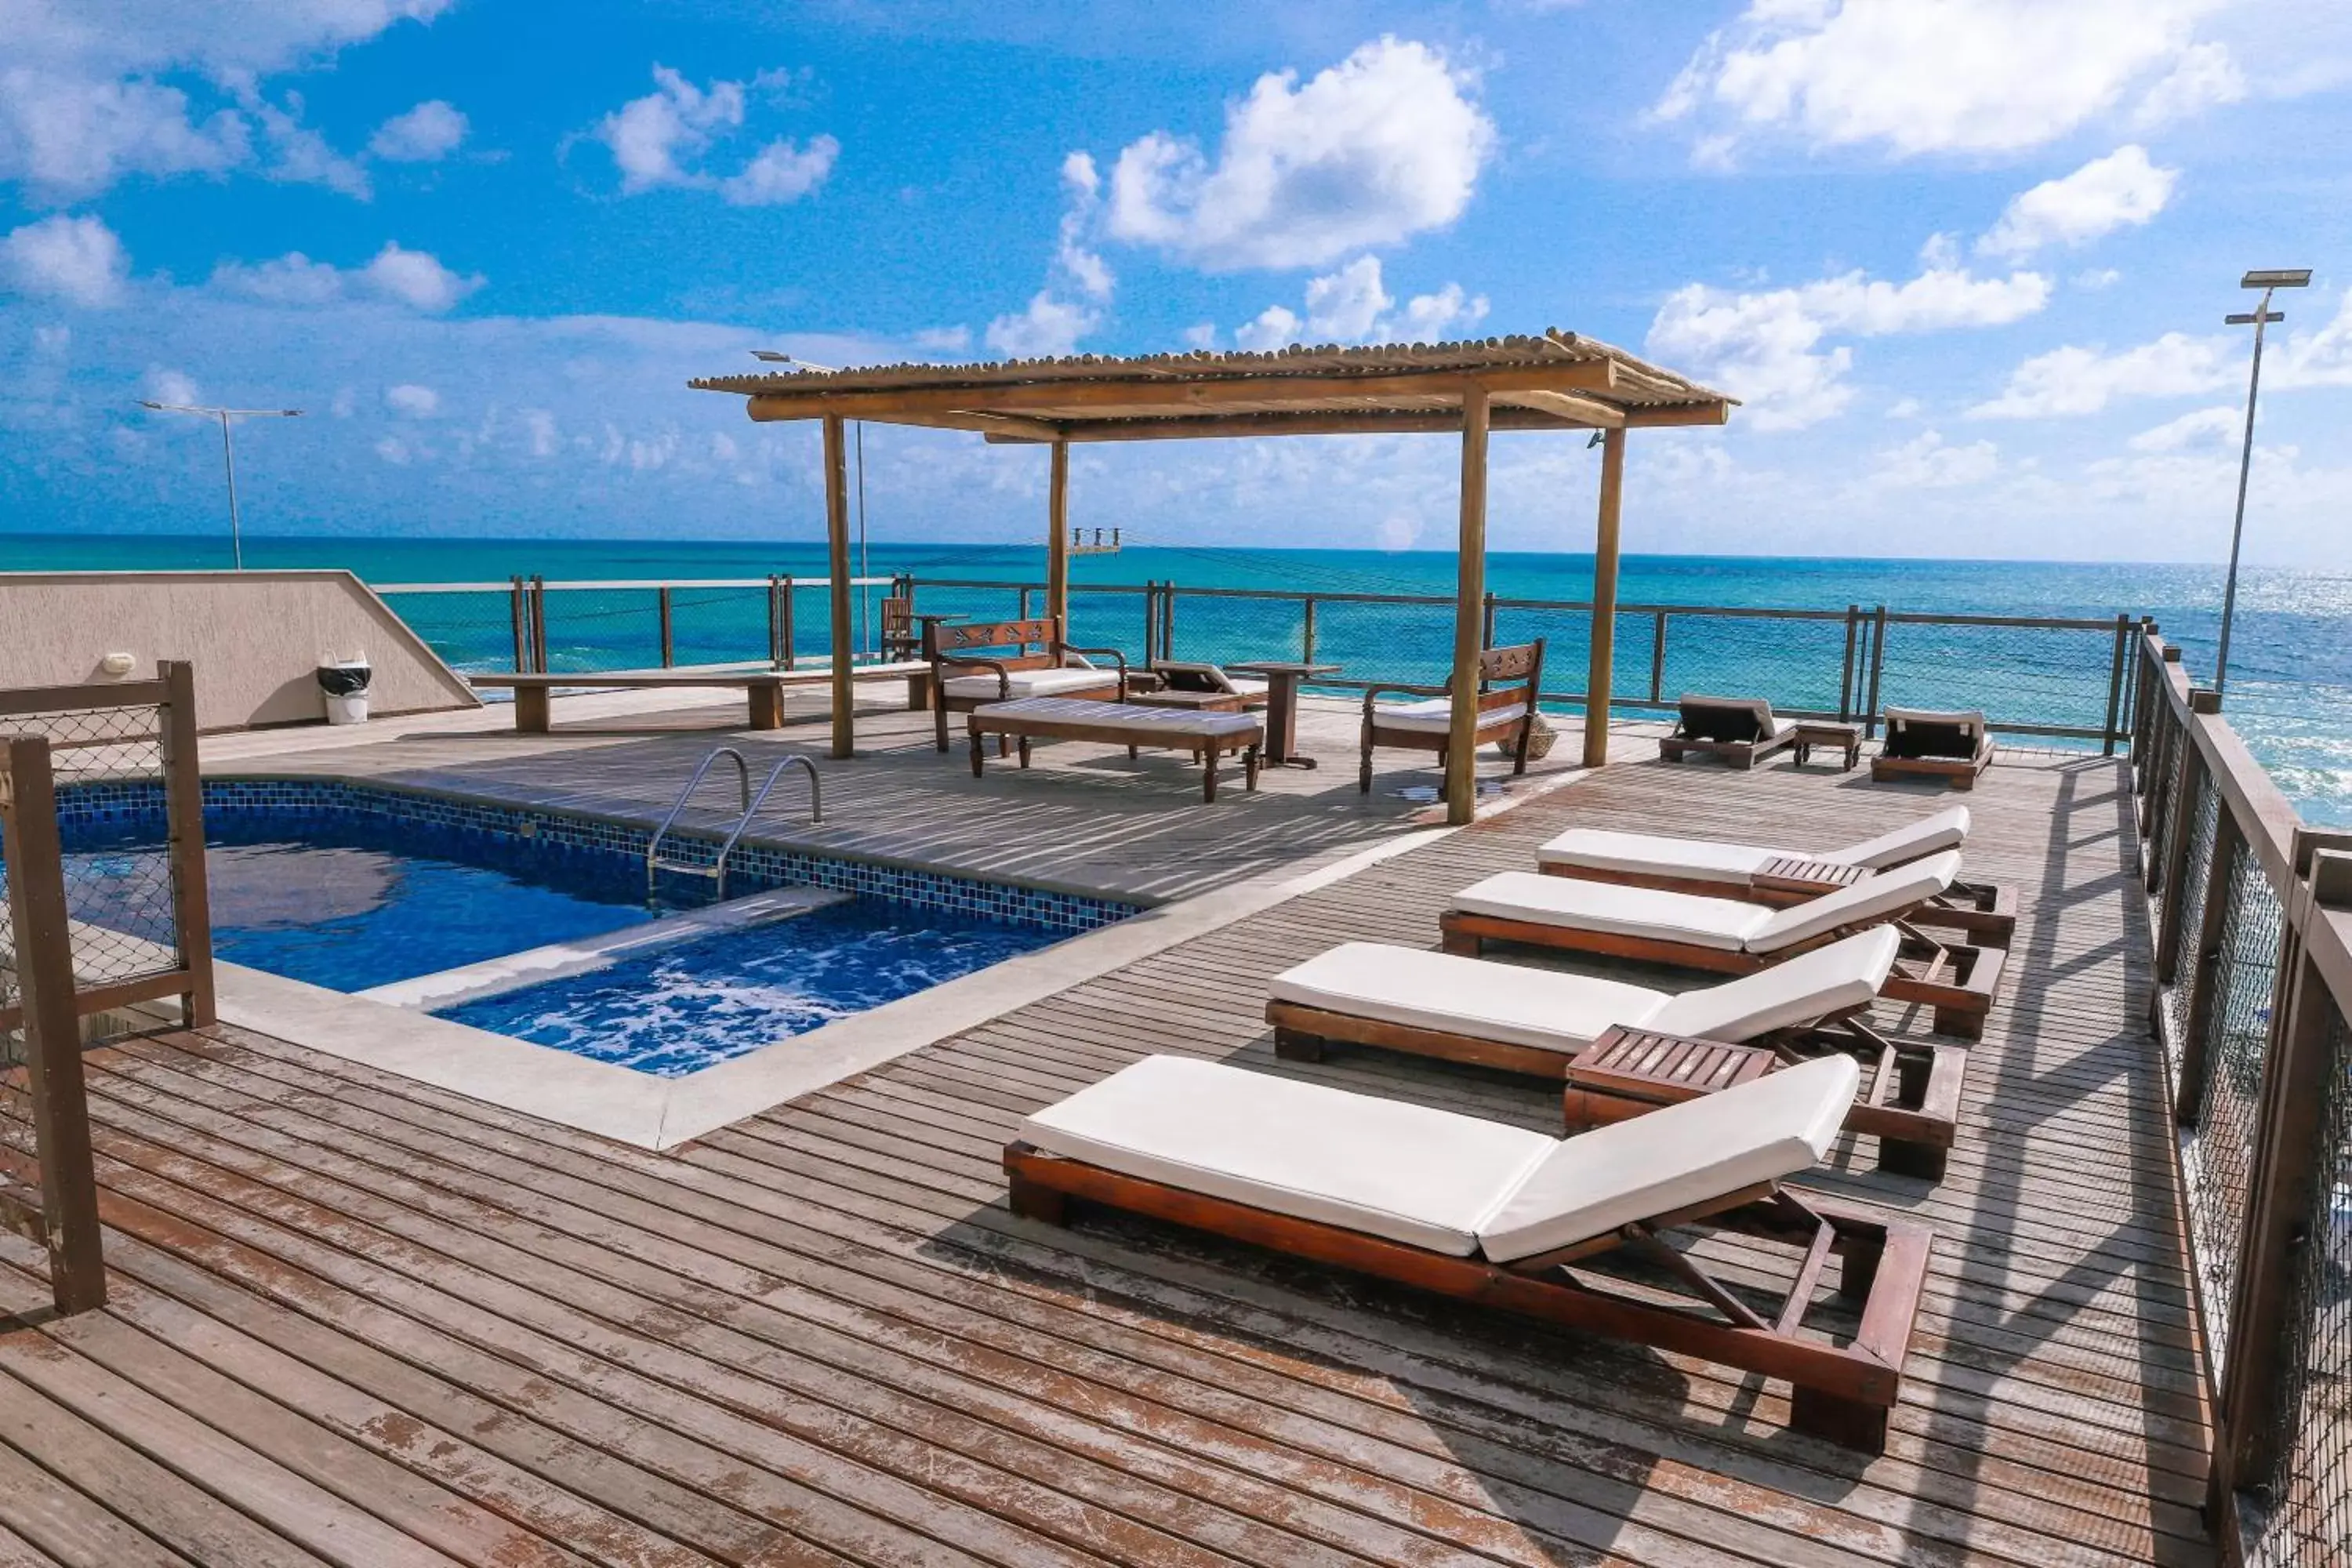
top-left (3, 0), bottom-right (2350, 563)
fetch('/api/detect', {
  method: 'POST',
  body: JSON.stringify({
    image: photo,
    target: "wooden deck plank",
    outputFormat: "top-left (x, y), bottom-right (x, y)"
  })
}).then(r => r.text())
top-left (0, 742), bottom-right (2212, 1565)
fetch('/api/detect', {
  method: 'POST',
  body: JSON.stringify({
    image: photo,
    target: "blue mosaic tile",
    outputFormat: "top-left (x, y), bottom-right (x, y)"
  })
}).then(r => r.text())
top-left (52, 775), bottom-right (1138, 934)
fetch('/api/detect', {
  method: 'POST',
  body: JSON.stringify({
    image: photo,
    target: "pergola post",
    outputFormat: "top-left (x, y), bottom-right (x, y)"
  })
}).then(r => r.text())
top-left (1046, 437), bottom-right (1071, 629)
top-left (822, 413), bottom-right (855, 758)
top-left (1446, 383), bottom-right (1491, 826)
top-left (1581, 426), bottom-right (1627, 770)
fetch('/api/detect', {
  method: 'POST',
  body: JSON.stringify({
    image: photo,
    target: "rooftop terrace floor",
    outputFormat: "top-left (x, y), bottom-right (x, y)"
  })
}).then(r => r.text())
top-left (0, 696), bottom-right (2207, 1566)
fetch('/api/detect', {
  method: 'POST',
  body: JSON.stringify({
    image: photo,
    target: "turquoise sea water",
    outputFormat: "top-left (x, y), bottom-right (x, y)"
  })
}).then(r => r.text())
top-left (7, 532), bottom-right (2346, 826)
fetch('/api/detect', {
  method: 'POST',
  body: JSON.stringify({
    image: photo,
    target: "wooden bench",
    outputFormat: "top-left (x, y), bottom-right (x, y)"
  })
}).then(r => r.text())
top-left (468, 663), bottom-right (928, 733)
top-left (967, 697), bottom-right (1262, 803)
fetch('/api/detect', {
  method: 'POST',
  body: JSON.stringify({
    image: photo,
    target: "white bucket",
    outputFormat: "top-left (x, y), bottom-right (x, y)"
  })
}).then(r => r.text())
top-left (325, 691), bottom-right (370, 725)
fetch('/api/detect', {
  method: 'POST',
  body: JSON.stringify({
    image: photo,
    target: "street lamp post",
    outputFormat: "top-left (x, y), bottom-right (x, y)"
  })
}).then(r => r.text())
top-left (136, 401), bottom-right (303, 570)
top-left (2214, 268), bottom-right (2310, 699)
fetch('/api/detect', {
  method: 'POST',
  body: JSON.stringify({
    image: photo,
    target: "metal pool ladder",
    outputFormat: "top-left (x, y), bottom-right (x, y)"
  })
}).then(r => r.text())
top-left (646, 747), bottom-right (822, 902)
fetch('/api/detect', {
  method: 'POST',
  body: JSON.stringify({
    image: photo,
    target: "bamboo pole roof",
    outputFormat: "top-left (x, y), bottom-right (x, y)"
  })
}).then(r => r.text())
top-left (690, 329), bottom-right (1733, 443)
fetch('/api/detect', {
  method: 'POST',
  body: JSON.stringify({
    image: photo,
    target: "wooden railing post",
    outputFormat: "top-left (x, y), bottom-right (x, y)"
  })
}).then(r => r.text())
top-left (510, 575), bottom-right (529, 671)
top-left (0, 735), bottom-right (107, 1315)
top-left (1838, 605), bottom-right (1860, 721)
top-left (1648, 612), bottom-right (1668, 707)
top-left (658, 586), bottom-right (674, 668)
top-left (1862, 607), bottom-right (1887, 738)
top-left (1160, 583), bottom-right (1175, 661)
top-left (2210, 851), bottom-right (2352, 1520)
top-left (2154, 736), bottom-right (2209, 987)
top-left (781, 577), bottom-right (797, 670)
top-left (157, 660), bottom-right (215, 1028)
top-left (529, 575), bottom-right (549, 673)
top-left (1301, 595), bottom-right (1317, 663)
top-left (2103, 613), bottom-right (2130, 756)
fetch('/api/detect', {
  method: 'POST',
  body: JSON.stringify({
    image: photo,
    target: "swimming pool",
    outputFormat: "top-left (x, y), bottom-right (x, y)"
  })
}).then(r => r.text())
top-left (53, 777), bottom-right (1134, 1071)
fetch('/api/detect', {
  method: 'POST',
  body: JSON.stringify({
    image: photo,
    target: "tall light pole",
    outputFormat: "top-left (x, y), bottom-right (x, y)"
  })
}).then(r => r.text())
top-left (136, 401), bottom-right (303, 570)
top-left (2214, 268), bottom-right (2310, 698)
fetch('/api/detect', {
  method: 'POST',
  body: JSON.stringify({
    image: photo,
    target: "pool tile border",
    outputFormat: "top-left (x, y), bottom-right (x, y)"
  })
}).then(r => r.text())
top-left (56, 775), bottom-right (1136, 935)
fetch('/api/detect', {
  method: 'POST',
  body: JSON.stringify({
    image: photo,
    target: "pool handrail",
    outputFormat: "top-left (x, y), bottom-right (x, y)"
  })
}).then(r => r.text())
top-left (646, 747), bottom-right (822, 902)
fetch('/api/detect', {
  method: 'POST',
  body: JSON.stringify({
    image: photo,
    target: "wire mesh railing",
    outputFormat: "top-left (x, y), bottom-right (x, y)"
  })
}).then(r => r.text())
top-left (901, 576), bottom-right (2140, 746)
top-left (2135, 624), bottom-right (2352, 1563)
top-left (2249, 1000), bottom-right (2352, 1566)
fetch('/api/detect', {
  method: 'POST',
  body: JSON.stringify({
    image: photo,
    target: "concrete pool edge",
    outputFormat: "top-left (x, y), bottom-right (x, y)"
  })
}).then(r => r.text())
top-left (198, 762), bottom-right (1589, 1152)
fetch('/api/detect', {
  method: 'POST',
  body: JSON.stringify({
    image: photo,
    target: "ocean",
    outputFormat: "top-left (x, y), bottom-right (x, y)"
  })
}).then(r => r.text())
top-left (7, 532), bottom-right (2347, 827)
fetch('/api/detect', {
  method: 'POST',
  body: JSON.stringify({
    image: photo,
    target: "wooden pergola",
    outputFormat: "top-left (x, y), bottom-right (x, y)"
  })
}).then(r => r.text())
top-left (692, 330), bottom-right (1733, 825)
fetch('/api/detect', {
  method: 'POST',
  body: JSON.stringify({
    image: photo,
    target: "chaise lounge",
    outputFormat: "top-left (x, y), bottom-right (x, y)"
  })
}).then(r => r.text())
top-left (1439, 849), bottom-right (2005, 1039)
top-left (926, 615), bottom-right (1130, 753)
top-left (1006, 1053), bottom-right (1931, 1452)
top-left (1534, 804), bottom-right (2015, 946)
top-left (1657, 694), bottom-right (1796, 770)
top-left (1871, 706), bottom-right (1994, 789)
top-left (1359, 641), bottom-right (1544, 794)
top-left (1267, 928), bottom-right (1963, 1178)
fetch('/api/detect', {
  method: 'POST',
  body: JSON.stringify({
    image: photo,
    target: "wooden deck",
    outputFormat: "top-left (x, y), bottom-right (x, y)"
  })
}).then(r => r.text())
top-left (0, 746), bottom-right (2209, 1566)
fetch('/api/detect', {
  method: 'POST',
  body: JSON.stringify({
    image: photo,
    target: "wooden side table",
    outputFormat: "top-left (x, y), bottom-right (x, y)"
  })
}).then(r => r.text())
top-left (1791, 720), bottom-right (1863, 770)
top-left (1227, 661), bottom-right (1339, 768)
top-left (1751, 855), bottom-right (1871, 898)
top-left (1562, 1026), bottom-right (1775, 1130)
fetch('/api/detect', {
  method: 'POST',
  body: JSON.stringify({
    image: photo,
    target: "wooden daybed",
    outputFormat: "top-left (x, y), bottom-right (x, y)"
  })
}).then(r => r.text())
top-left (1871, 706), bottom-right (1995, 789)
top-left (967, 697), bottom-right (1263, 803)
top-left (1657, 694), bottom-right (1798, 770)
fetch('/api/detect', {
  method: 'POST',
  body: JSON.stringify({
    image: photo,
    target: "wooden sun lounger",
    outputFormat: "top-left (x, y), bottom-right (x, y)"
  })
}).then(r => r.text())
top-left (1265, 932), bottom-right (1964, 1179)
top-left (1658, 694), bottom-right (1798, 770)
top-left (1440, 852), bottom-right (2006, 1040)
top-left (1871, 706), bottom-right (1994, 789)
top-left (967, 697), bottom-right (1263, 802)
top-left (1533, 808), bottom-right (2017, 948)
top-left (1006, 1054), bottom-right (1932, 1452)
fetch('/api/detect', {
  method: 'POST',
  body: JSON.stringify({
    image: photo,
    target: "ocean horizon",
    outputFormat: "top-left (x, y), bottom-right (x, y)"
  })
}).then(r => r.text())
top-left (9, 530), bottom-right (2347, 826)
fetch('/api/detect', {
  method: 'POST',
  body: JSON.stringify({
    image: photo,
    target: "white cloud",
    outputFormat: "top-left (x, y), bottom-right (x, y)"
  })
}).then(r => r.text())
top-left (358, 242), bottom-right (482, 312)
top-left (1105, 37), bottom-right (1493, 270)
top-left (2, 213), bottom-right (129, 307)
top-left (909, 325), bottom-right (972, 354)
top-left (249, 90), bottom-right (370, 198)
top-left (1979, 146), bottom-right (2176, 259)
top-left (1649, 261), bottom-right (2051, 429)
top-left (385, 383), bottom-right (438, 417)
top-left (2274, 286), bottom-right (2352, 390)
top-left (519, 408), bottom-right (559, 457)
top-left (1867, 429), bottom-right (2000, 488)
top-left (1656, 0), bottom-right (2238, 161)
top-left (587, 66), bottom-right (834, 205)
top-left (984, 292), bottom-right (1097, 358)
top-left (1969, 332), bottom-right (2232, 417)
top-left (986, 153), bottom-right (1110, 358)
top-left (2075, 267), bottom-right (2122, 290)
top-left (374, 434), bottom-right (412, 464)
top-left (2129, 405), bottom-right (2241, 452)
top-left (0, 2), bottom-right (452, 199)
top-left (1231, 254), bottom-right (1489, 350)
top-left (369, 100), bottom-right (468, 162)
top-left (209, 241), bottom-right (483, 313)
top-left (719, 136), bottom-right (840, 206)
top-left (1303, 256), bottom-right (1391, 339)
top-left (143, 367), bottom-right (200, 407)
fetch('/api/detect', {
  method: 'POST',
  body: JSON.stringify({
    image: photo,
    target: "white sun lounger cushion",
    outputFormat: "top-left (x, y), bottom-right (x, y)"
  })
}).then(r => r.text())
top-left (1018, 1054), bottom-right (1555, 1255)
top-left (1745, 851), bottom-right (1962, 952)
top-left (1477, 1056), bottom-right (1860, 1263)
top-left (940, 666), bottom-right (1122, 700)
top-left (1270, 943), bottom-right (1674, 1055)
top-left (1373, 698), bottom-right (1529, 733)
top-left (1018, 1053), bottom-right (1859, 1266)
top-left (1532, 805), bottom-right (1970, 883)
top-left (1452, 872), bottom-right (1773, 950)
top-left (1454, 853), bottom-right (1962, 956)
top-left (1534, 829), bottom-right (1778, 883)
top-left (1645, 928), bottom-right (1899, 1038)
top-left (1830, 806), bottom-right (1970, 869)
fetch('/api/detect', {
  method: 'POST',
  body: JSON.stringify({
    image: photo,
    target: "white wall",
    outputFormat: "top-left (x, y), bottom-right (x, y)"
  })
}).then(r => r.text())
top-left (0, 570), bottom-right (479, 729)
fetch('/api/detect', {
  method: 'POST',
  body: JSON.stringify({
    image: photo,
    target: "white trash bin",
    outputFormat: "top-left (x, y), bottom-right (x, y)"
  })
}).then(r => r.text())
top-left (318, 657), bottom-right (372, 725)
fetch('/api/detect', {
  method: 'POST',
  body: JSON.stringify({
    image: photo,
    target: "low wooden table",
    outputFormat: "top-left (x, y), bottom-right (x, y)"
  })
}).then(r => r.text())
top-left (967, 697), bottom-right (1263, 802)
top-left (1791, 720), bottom-right (1864, 769)
top-left (1227, 660), bottom-right (1339, 768)
top-left (1563, 1022), bottom-right (1965, 1180)
top-left (1752, 855), bottom-right (1870, 897)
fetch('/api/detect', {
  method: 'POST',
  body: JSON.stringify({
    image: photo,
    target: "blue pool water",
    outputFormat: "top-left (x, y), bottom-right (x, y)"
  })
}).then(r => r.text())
top-left (437, 901), bottom-right (1062, 1076)
top-left (48, 782), bottom-right (1115, 1072)
top-left (65, 815), bottom-right (652, 992)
